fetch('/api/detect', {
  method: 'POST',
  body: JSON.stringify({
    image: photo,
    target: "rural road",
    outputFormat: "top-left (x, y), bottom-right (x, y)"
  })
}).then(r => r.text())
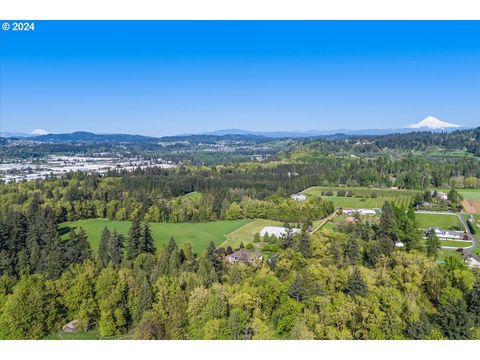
top-left (457, 212), bottom-right (479, 259)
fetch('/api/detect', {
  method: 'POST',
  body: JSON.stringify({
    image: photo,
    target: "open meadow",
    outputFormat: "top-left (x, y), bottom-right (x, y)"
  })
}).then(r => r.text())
top-left (59, 218), bottom-right (252, 253)
top-left (415, 212), bottom-right (463, 230)
top-left (220, 218), bottom-right (284, 249)
top-left (301, 186), bottom-right (417, 209)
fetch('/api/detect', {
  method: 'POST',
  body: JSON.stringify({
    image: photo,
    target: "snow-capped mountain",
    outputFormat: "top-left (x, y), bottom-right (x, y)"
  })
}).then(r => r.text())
top-left (29, 129), bottom-right (50, 135)
top-left (405, 116), bottom-right (461, 129)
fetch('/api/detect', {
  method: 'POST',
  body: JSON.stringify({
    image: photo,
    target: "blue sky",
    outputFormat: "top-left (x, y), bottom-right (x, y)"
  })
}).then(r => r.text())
top-left (1, 21), bottom-right (479, 135)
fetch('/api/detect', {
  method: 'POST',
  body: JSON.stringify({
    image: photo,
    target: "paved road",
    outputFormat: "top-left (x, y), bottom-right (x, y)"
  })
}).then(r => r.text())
top-left (457, 212), bottom-right (479, 259)
top-left (415, 210), bottom-right (457, 215)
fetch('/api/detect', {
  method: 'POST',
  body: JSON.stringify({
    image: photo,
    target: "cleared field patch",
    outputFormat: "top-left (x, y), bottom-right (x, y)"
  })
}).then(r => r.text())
top-left (463, 200), bottom-right (480, 214)
top-left (221, 218), bottom-right (284, 249)
top-left (59, 218), bottom-right (252, 254)
top-left (415, 213), bottom-right (462, 230)
top-left (302, 186), bottom-right (416, 209)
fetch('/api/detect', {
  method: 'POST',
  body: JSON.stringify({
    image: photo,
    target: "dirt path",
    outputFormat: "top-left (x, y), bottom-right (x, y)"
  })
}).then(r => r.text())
top-left (311, 209), bottom-right (339, 234)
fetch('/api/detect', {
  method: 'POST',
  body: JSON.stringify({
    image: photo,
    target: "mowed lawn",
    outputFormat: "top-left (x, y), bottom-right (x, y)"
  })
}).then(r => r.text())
top-left (439, 240), bottom-right (472, 248)
top-left (59, 218), bottom-right (252, 253)
top-left (220, 218), bottom-right (284, 249)
top-left (301, 186), bottom-right (416, 209)
top-left (415, 213), bottom-right (462, 230)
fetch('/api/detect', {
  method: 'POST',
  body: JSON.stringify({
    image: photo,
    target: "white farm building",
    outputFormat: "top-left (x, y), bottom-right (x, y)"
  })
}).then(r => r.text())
top-left (342, 208), bottom-right (380, 216)
top-left (260, 226), bottom-right (301, 238)
top-left (426, 227), bottom-right (466, 240)
top-left (291, 194), bottom-right (307, 201)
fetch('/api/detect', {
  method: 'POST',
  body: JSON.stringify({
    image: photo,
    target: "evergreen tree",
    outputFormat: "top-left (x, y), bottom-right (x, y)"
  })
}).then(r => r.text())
top-left (426, 229), bottom-right (441, 259)
top-left (65, 227), bottom-right (92, 266)
top-left (126, 215), bottom-right (142, 261)
top-left (98, 227), bottom-right (111, 268)
top-left (344, 238), bottom-right (360, 265)
top-left (377, 202), bottom-right (398, 241)
top-left (345, 267), bottom-right (367, 297)
top-left (467, 281), bottom-right (480, 325)
top-left (140, 222), bottom-right (156, 255)
top-left (298, 234), bottom-right (311, 258)
top-left (206, 241), bottom-right (223, 277)
top-left (41, 221), bottom-right (64, 279)
top-left (288, 273), bottom-right (305, 301)
top-left (110, 231), bottom-right (124, 268)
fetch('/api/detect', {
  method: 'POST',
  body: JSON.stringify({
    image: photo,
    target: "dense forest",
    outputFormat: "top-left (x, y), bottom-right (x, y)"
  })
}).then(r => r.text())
top-left (0, 200), bottom-right (479, 339)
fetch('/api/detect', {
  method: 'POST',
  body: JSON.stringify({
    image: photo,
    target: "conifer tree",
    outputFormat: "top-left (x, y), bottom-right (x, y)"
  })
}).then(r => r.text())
top-left (140, 222), bottom-right (156, 255)
top-left (345, 267), bottom-right (367, 297)
top-left (288, 273), bottom-right (305, 301)
top-left (126, 216), bottom-right (142, 261)
top-left (98, 227), bottom-right (111, 268)
top-left (110, 231), bottom-right (124, 268)
top-left (298, 233), bottom-right (311, 258)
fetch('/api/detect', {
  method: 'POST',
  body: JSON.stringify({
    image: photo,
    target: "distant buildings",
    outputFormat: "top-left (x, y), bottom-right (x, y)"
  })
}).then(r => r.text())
top-left (260, 226), bottom-right (301, 238)
top-left (0, 155), bottom-right (176, 183)
top-left (226, 249), bottom-right (263, 265)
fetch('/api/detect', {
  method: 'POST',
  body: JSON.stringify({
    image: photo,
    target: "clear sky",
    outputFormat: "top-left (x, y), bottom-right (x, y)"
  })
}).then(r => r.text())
top-left (1, 21), bottom-right (479, 135)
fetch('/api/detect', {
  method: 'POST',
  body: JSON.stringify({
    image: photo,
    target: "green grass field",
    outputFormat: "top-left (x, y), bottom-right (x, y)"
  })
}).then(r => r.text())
top-left (301, 186), bottom-right (417, 209)
top-left (458, 190), bottom-right (480, 200)
top-left (439, 240), bottom-right (472, 248)
top-left (437, 250), bottom-right (464, 261)
top-left (59, 218), bottom-right (252, 253)
top-left (415, 213), bottom-right (462, 230)
top-left (220, 218), bottom-right (284, 249)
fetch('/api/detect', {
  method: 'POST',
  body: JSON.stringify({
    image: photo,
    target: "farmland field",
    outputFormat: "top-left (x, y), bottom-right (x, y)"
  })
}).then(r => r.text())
top-left (301, 186), bottom-right (417, 209)
top-left (59, 218), bottom-right (252, 253)
top-left (457, 189), bottom-right (480, 200)
top-left (415, 213), bottom-right (462, 230)
top-left (220, 218), bottom-right (284, 249)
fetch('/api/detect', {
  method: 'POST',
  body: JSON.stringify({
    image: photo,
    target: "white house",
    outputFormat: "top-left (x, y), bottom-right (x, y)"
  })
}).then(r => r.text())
top-left (260, 226), bottom-right (301, 238)
top-left (291, 194), bottom-right (307, 201)
top-left (427, 227), bottom-right (465, 240)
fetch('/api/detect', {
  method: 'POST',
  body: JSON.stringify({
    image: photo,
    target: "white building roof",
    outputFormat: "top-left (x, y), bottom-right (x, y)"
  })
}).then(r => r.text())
top-left (260, 226), bottom-right (301, 238)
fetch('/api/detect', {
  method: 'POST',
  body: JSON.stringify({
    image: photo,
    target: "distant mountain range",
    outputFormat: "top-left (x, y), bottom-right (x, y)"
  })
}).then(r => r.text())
top-left (1, 117), bottom-right (474, 141)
